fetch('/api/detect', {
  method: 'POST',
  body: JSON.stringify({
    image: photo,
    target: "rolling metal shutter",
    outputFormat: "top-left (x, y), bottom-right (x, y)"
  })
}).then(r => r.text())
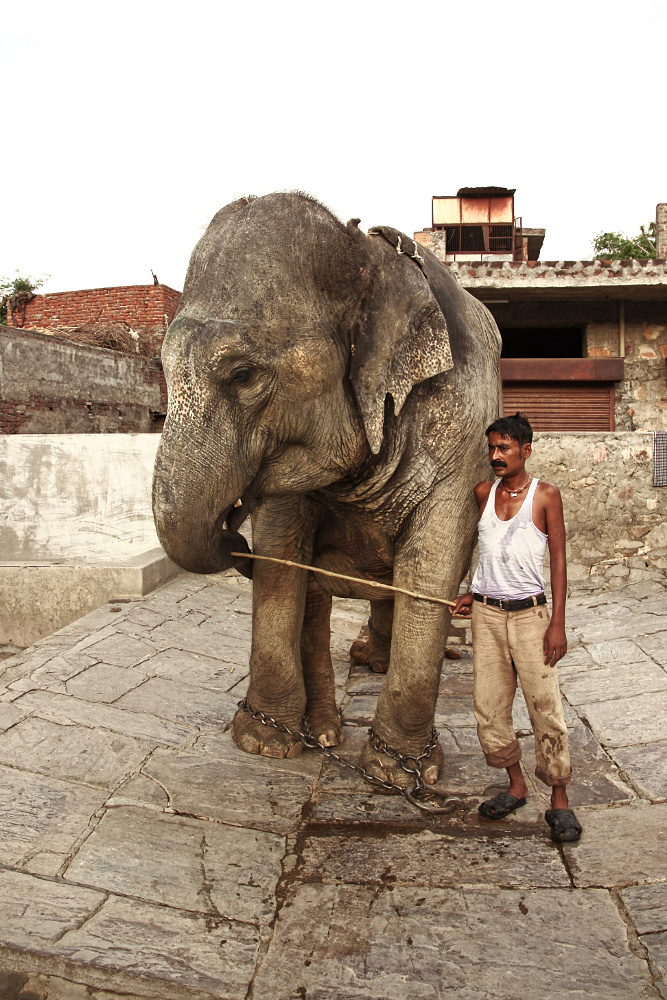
top-left (502, 382), bottom-right (615, 431)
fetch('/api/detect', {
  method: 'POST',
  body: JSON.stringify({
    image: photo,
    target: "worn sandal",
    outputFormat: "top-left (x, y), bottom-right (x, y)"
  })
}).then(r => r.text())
top-left (478, 791), bottom-right (527, 819)
top-left (545, 809), bottom-right (582, 843)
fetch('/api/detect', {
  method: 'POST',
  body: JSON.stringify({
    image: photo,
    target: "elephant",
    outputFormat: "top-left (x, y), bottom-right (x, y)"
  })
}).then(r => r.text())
top-left (152, 192), bottom-right (501, 790)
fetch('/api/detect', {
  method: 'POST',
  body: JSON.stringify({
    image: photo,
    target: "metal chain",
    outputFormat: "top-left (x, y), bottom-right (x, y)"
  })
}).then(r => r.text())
top-left (237, 698), bottom-right (463, 815)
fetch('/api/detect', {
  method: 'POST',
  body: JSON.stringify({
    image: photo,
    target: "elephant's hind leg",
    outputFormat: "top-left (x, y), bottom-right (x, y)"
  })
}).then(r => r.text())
top-left (367, 599), bottom-right (393, 673)
top-left (301, 576), bottom-right (344, 747)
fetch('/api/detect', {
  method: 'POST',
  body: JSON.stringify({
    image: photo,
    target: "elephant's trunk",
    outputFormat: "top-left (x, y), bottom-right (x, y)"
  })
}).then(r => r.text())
top-left (152, 436), bottom-right (254, 579)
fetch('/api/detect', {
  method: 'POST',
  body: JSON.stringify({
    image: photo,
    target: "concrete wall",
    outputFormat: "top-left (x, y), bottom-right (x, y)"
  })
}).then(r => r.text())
top-left (0, 327), bottom-right (165, 433)
top-left (0, 434), bottom-right (162, 562)
top-left (0, 434), bottom-right (179, 646)
top-left (530, 432), bottom-right (666, 591)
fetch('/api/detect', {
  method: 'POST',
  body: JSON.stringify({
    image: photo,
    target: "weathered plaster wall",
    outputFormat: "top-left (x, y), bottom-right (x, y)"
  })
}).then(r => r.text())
top-left (530, 432), bottom-right (666, 591)
top-left (0, 434), bottom-right (180, 646)
top-left (0, 434), bottom-right (162, 563)
top-left (0, 327), bottom-right (165, 433)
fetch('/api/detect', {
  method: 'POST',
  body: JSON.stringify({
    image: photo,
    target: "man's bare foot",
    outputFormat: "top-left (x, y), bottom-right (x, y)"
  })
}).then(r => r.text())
top-left (506, 762), bottom-right (528, 802)
top-left (550, 786), bottom-right (569, 810)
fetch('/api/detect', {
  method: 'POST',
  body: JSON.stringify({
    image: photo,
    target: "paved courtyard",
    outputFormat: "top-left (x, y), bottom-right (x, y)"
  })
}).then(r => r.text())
top-left (0, 571), bottom-right (666, 1000)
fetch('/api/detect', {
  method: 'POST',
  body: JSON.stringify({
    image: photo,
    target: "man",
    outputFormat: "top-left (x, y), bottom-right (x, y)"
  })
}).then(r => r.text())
top-left (453, 412), bottom-right (581, 843)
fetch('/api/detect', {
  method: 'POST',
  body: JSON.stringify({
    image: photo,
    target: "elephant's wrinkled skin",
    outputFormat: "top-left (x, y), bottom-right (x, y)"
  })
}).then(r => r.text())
top-left (153, 192), bottom-right (501, 788)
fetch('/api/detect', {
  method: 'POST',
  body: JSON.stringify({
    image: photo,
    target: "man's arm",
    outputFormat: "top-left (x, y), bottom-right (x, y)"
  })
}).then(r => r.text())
top-left (542, 484), bottom-right (567, 666)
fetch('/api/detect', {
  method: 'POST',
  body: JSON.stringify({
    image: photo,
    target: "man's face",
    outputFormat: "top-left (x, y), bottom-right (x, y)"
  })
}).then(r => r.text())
top-left (487, 432), bottom-right (531, 478)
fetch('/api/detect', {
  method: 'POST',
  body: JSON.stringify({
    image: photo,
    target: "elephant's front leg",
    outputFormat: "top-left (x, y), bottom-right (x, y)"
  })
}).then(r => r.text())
top-left (300, 576), bottom-right (344, 747)
top-left (232, 499), bottom-right (316, 758)
top-left (361, 504), bottom-right (476, 788)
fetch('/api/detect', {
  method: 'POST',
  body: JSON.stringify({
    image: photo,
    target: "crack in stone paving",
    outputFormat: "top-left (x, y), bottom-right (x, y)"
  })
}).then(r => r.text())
top-left (197, 833), bottom-right (223, 919)
top-left (609, 888), bottom-right (664, 998)
top-left (50, 893), bottom-right (109, 943)
top-left (56, 804), bottom-right (110, 879)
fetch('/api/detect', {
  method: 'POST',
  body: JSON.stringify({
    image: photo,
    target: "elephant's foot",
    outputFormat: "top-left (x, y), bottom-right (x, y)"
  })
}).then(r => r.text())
top-left (360, 733), bottom-right (444, 791)
top-left (232, 707), bottom-right (303, 758)
top-left (307, 705), bottom-right (344, 747)
top-left (349, 639), bottom-right (368, 666)
top-left (349, 637), bottom-right (390, 674)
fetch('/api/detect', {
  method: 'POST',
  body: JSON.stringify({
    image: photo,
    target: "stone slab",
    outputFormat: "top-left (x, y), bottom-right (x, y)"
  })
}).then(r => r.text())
top-left (68, 806), bottom-right (284, 927)
top-left (561, 661), bottom-right (667, 706)
top-left (580, 690), bottom-right (667, 747)
top-left (636, 630), bottom-right (667, 660)
top-left (0, 765), bottom-right (106, 866)
top-left (621, 884), bottom-right (667, 934)
top-left (613, 740), bottom-right (667, 800)
top-left (0, 869), bottom-right (259, 1000)
top-left (83, 633), bottom-right (158, 668)
top-left (0, 717), bottom-right (149, 790)
top-left (133, 745), bottom-right (316, 835)
top-left (0, 701), bottom-right (25, 733)
top-left (641, 932), bottom-right (667, 1000)
top-left (65, 663), bottom-right (148, 702)
top-left (8, 651), bottom-right (102, 695)
top-left (190, 729), bottom-right (322, 778)
top-left (434, 696), bottom-right (476, 729)
top-left (138, 648), bottom-right (247, 692)
top-left (557, 646), bottom-right (600, 675)
top-left (114, 677), bottom-right (239, 729)
top-left (147, 621), bottom-right (250, 662)
top-left (253, 883), bottom-right (650, 1000)
top-left (12, 691), bottom-right (193, 747)
top-left (0, 971), bottom-right (166, 1000)
top-left (565, 802), bottom-right (667, 887)
top-left (299, 828), bottom-right (570, 888)
top-left (585, 638), bottom-right (652, 667)
top-left (574, 614), bottom-right (667, 644)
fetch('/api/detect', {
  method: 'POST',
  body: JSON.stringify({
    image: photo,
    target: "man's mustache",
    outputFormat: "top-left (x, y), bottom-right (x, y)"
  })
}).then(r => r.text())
top-left (491, 461), bottom-right (507, 468)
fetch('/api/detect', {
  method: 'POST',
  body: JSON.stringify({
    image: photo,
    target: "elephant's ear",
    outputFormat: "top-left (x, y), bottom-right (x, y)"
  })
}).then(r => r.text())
top-left (350, 226), bottom-right (453, 455)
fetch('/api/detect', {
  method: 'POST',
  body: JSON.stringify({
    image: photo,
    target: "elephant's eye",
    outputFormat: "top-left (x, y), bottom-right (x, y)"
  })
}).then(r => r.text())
top-left (230, 366), bottom-right (254, 384)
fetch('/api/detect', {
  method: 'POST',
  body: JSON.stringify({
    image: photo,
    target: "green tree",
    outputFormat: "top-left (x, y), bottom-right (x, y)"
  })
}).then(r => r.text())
top-left (0, 272), bottom-right (49, 326)
top-left (591, 222), bottom-right (656, 260)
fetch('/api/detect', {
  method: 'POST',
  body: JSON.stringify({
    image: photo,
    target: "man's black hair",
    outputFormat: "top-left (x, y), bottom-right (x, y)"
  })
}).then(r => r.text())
top-left (485, 411), bottom-right (533, 447)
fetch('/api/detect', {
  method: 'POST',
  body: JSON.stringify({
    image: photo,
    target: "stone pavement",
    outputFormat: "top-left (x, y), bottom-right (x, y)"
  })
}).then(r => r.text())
top-left (0, 572), bottom-right (666, 1000)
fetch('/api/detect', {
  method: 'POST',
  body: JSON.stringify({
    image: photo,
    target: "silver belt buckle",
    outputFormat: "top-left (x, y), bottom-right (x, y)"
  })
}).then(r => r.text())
top-left (499, 599), bottom-right (510, 611)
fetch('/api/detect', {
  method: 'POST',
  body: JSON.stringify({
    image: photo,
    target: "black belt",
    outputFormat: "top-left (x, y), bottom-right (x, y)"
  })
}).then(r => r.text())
top-left (473, 593), bottom-right (546, 612)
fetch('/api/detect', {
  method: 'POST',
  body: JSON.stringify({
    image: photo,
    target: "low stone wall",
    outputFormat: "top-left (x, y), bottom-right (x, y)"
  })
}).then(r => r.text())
top-left (0, 434), bottom-right (163, 563)
top-left (0, 327), bottom-right (166, 433)
top-left (530, 431), bottom-right (666, 591)
top-left (0, 434), bottom-right (178, 645)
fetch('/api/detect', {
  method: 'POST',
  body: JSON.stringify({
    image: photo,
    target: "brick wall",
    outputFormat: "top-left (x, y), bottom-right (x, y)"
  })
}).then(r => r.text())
top-left (9, 284), bottom-right (181, 332)
top-left (0, 327), bottom-right (166, 433)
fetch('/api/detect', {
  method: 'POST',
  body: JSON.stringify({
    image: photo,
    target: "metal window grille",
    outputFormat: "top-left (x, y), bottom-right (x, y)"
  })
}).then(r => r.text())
top-left (441, 224), bottom-right (515, 254)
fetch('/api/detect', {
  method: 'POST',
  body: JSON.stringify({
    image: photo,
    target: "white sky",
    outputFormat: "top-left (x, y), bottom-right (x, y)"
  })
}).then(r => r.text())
top-left (3, 0), bottom-right (665, 294)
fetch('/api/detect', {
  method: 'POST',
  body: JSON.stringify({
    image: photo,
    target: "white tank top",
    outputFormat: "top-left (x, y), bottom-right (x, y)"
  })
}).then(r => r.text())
top-left (471, 478), bottom-right (547, 600)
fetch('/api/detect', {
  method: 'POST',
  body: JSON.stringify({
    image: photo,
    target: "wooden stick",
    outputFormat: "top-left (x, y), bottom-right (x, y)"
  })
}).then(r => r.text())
top-left (230, 552), bottom-right (458, 609)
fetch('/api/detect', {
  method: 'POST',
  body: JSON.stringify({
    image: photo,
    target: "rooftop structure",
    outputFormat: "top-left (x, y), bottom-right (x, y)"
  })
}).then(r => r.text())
top-left (421, 186), bottom-right (545, 262)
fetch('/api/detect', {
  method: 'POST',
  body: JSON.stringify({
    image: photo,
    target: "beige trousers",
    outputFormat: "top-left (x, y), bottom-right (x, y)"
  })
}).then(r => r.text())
top-left (471, 600), bottom-right (572, 787)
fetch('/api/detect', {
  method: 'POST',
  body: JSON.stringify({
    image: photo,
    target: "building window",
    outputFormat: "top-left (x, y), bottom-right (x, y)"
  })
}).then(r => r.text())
top-left (440, 224), bottom-right (515, 254)
top-left (500, 327), bottom-right (584, 359)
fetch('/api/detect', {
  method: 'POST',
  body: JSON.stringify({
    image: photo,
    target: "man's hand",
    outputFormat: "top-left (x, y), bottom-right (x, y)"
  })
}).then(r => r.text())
top-left (453, 592), bottom-right (474, 617)
top-left (543, 622), bottom-right (567, 666)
